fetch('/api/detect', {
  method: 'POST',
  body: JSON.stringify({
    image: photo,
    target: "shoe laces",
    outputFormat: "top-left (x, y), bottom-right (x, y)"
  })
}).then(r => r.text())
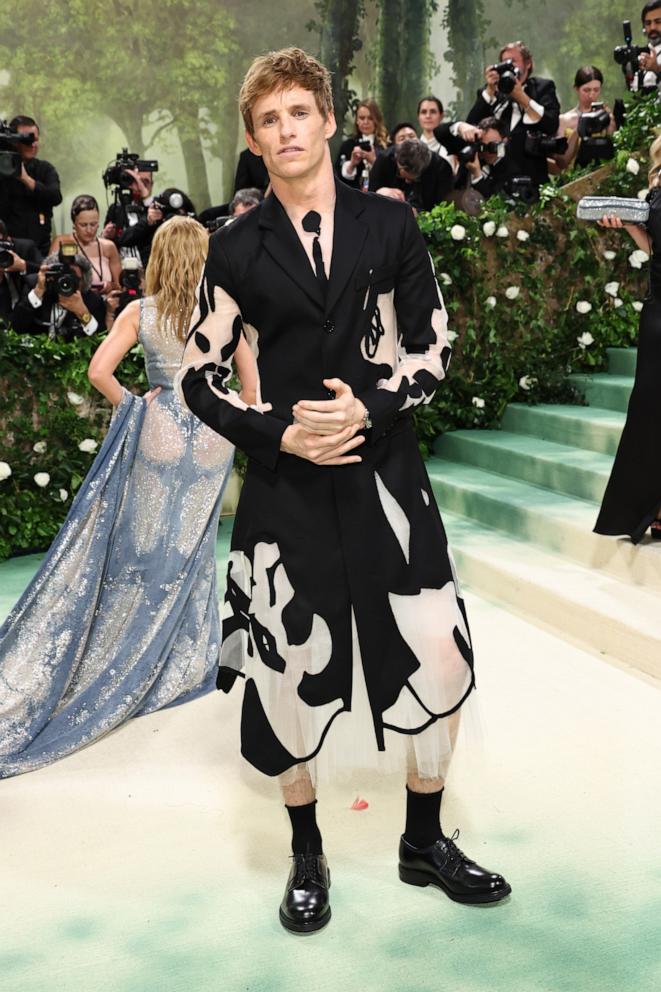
top-left (440, 829), bottom-right (469, 868)
top-left (291, 853), bottom-right (325, 886)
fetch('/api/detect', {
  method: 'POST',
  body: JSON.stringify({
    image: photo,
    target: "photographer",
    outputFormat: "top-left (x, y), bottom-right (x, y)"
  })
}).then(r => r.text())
top-left (554, 66), bottom-right (617, 173)
top-left (103, 168), bottom-right (155, 242)
top-left (0, 116), bottom-right (62, 255)
top-left (335, 99), bottom-right (389, 189)
top-left (118, 188), bottom-right (195, 266)
top-left (11, 248), bottom-right (106, 340)
top-left (621, 3), bottom-right (661, 92)
top-left (368, 139), bottom-right (453, 211)
top-left (466, 41), bottom-right (560, 194)
top-left (0, 219), bottom-right (42, 322)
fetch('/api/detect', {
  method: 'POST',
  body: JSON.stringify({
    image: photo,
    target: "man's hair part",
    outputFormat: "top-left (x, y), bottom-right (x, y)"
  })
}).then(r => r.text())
top-left (394, 139), bottom-right (432, 179)
top-left (239, 47), bottom-right (333, 138)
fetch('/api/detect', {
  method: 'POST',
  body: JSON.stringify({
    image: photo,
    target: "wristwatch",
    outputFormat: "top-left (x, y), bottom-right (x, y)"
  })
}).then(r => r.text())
top-left (79, 310), bottom-right (92, 326)
top-left (361, 406), bottom-right (372, 430)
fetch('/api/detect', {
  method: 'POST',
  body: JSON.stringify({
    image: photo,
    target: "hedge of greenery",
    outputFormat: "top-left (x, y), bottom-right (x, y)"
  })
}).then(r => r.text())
top-left (1, 94), bottom-right (659, 559)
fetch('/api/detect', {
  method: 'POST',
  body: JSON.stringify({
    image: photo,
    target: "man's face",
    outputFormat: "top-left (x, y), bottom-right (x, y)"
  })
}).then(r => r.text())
top-left (16, 125), bottom-right (39, 160)
top-left (394, 126), bottom-right (417, 145)
top-left (246, 85), bottom-right (336, 183)
top-left (233, 201), bottom-right (257, 216)
top-left (643, 6), bottom-right (661, 44)
top-left (501, 47), bottom-right (531, 84)
top-left (418, 101), bottom-right (443, 132)
top-left (130, 171), bottom-right (153, 199)
top-left (480, 128), bottom-right (505, 165)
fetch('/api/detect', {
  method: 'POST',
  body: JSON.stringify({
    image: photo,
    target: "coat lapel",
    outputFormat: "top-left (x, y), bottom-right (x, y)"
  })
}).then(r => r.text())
top-left (258, 193), bottom-right (325, 310)
top-left (326, 180), bottom-right (369, 316)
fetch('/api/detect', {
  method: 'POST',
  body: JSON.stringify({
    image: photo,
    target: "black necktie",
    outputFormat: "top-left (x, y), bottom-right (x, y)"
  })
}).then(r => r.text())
top-left (302, 210), bottom-right (327, 291)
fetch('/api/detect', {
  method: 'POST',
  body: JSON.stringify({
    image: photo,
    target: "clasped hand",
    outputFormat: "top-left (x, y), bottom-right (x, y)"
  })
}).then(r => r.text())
top-left (282, 378), bottom-right (366, 466)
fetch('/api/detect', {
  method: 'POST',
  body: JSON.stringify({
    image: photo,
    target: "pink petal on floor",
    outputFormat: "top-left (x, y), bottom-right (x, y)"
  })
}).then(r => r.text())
top-left (350, 797), bottom-right (369, 811)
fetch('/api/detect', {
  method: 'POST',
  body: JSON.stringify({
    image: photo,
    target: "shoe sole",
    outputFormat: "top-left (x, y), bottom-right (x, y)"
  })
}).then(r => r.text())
top-left (278, 906), bottom-right (332, 934)
top-left (399, 865), bottom-right (512, 904)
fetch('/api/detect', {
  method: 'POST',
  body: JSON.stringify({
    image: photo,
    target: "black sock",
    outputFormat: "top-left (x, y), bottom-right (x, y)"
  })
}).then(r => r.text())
top-left (286, 800), bottom-right (323, 856)
top-left (404, 786), bottom-right (444, 848)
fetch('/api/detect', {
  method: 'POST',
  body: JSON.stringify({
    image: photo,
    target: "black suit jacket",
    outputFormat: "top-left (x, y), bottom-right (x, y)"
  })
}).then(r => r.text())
top-left (0, 158), bottom-right (63, 255)
top-left (368, 145), bottom-right (453, 211)
top-left (466, 76), bottom-right (560, 187)
top-left (234, 149), bottom-right (269, 194)
top-left (11, 286), bottom-right (106, 340)
top-left (0, 236), bottom-right (43, 319)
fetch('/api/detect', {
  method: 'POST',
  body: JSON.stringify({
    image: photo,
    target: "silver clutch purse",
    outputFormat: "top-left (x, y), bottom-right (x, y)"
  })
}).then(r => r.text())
top-left (576, 195), bottom-right (649, 224)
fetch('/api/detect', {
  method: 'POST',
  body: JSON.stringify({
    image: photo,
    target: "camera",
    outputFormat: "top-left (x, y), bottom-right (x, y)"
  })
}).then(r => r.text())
top-left (457, 140), bottom-right (501, 166)
top-left (578, 102), bottom-right (611, 137)
top-left (358, 140), bottom-right (372, 152)
top-left (506, 176), bottom-right (539, 207)
top-left (45, 243), bottom-right (80, 298)
top-left (0, 120), bottom-right (35, 179)
top-left (524, 133), bottom-right (568, 158)
top-left (490, 59), bottom-right (520, 96)
top-left (204, 216), bottom-right (231, 232)
top-left (103, 148), bottom-right (159, 189)
top-left (613, 19), bottom-right (650, 80)
top-left (152, 191), bottom-right (188, 219)
top-left (0, 239), bottom-right (15, 268)
top-left (115, 257), bottom-right (143, 315)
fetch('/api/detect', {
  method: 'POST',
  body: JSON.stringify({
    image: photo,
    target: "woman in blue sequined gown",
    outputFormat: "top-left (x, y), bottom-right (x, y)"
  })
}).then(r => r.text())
top-left (0, 217), bottom-right (255, 777)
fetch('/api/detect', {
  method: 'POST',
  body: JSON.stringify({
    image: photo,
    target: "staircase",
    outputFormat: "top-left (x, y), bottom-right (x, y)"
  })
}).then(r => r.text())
top-left (431, 347), bottom-right (661, 681)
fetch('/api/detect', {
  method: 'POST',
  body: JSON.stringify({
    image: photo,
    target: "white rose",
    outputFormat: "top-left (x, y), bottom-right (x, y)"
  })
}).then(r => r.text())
top-left (482, 220), bottom-right (496, 237)
top-left (496, 225), bottom-right (509, 238)
top-left (603, 250), bottom-right (616, 261)
top-left (629, 249), bottom-right (649, 269)
top-left (78, 438), bottom-right (98, 453)
top-left (58, 489), bottom-right (69, 502)
top-left (613, 298), bottom-right (623, 308)
top-left (32, 440), bottom-right (47, 454)
top-left (505, 286), bottom-right (520, 300)
top-left (439, 272), bottom-right (452, 285)
top-left (518, 375), bottom-right (537, 391)
top-left (0, 461), bottom-right (11, 482)
top-left (472, 396), bottom-right (485, 409)
top-left (446, 330), bottom-right (458, 343)
top-left (67, 391), bottom-right (84, 406)
top-left (604, 281), bottom-right (620, 297)
top-left (626, 157), bottom-right (640, 175)
top-left (632, 301), bottom-right (644, 312)
top-left (450, 224), bottom-right (466, 241)
top-left (637, 188), bottom-right (649, 200)
top-left (485, 296), bottom-right (497, 308)
top-left (34, 472), bottom-right (50, 488)
top-left (577, 332), bottom-right (595, 349)
top-left (516, 230), bottom-right (530, 242)
top-left (576, 300), bottom-right (592, 314)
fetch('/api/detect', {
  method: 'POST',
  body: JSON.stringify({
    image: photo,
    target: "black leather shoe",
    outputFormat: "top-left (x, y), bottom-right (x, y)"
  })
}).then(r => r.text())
top-left (279, 853), bottom-right (331, 933)
top-left (399, 830), bottom-right (511, 904)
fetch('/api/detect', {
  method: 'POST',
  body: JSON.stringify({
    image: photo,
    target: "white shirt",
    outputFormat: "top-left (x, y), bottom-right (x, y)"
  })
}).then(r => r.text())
top-left (341, 133), bottom-right (375, 181)
top-left (480, 87), bottom-right (545, 131)
top-left (28, 288), bottom-right (98, 337)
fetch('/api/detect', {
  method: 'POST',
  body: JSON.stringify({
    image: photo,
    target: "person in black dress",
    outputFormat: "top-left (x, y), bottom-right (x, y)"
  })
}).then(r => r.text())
top-left (594, 139), bottom-right (661, 542)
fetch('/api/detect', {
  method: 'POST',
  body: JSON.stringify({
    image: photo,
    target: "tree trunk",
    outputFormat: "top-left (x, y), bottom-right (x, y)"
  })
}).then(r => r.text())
top-left (178, 114), bottom-right (211, 211)
top-left (318, 0), bottom-right (364, 157)
top-left (444, 0), bottom-right (483, 116)
top-left (401, 0), bottom-right (430, 122)
top-left (377, 0), bottom-right (403, 127)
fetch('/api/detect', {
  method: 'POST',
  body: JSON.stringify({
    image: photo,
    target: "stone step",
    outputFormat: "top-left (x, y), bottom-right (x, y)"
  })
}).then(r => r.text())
top-left (501, 403), bottom-right (625, 455)
top-left (607, 346), bottom-right (638, 377)
top-left (569, 373), bottom-right (633, 414)
top-left (435, 430), bottom-right (612, 503)
top-left (442, 510), bottom-right (661, 682)
top-left (428, 458), bottom-right (661, 591)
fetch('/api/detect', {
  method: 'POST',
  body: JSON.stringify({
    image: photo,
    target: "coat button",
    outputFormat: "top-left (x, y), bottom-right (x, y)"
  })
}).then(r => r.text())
top-left (323, 319), bottom-right (335, 333)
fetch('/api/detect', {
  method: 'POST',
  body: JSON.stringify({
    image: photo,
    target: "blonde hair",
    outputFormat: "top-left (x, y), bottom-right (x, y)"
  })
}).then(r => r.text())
top-left (239, 47), bottom-right (333, 138)
top-left (648, 133), bottom-right (661, 187)
top-left (145, 216), bottom-right (209, 341)
top-left (355, 99), bottom-right (389, 149)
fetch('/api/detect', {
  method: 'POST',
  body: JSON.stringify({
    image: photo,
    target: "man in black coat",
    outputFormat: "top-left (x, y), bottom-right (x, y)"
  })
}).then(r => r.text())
top-left (466, 41), bottom-right (560, 192)
top-left (11, 252), bottom-right (106, 341)
top-left (435, 118), bottom-right (516, 201)
top-left (0, 220), bottom-right (43, 322)
top-left (0, 117), bottom-right (62, 256)
top-left (368, 139), bottom-right (453, 211)
top-left (178, 47), bottom-right (510, 936)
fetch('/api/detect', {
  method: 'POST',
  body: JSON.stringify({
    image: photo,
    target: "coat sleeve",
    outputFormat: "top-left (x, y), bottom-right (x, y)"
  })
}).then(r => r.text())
top-left (31, 161), bottom-right (63, 209)
top-left (530, 78), bottom-right (560, 136)
top-left (357, 206), bottom-right (451, 442)
top-left (175, 232), bottom-right (288, 471)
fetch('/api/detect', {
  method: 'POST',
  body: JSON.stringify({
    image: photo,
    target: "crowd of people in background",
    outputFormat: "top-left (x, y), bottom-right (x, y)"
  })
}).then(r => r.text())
top-left (4, 2), bottom-right (661, 342)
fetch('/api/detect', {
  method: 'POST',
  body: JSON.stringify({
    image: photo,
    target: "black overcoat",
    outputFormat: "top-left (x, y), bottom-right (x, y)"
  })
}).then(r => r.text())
top-left (178, 180), bottom-right (475, 776)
